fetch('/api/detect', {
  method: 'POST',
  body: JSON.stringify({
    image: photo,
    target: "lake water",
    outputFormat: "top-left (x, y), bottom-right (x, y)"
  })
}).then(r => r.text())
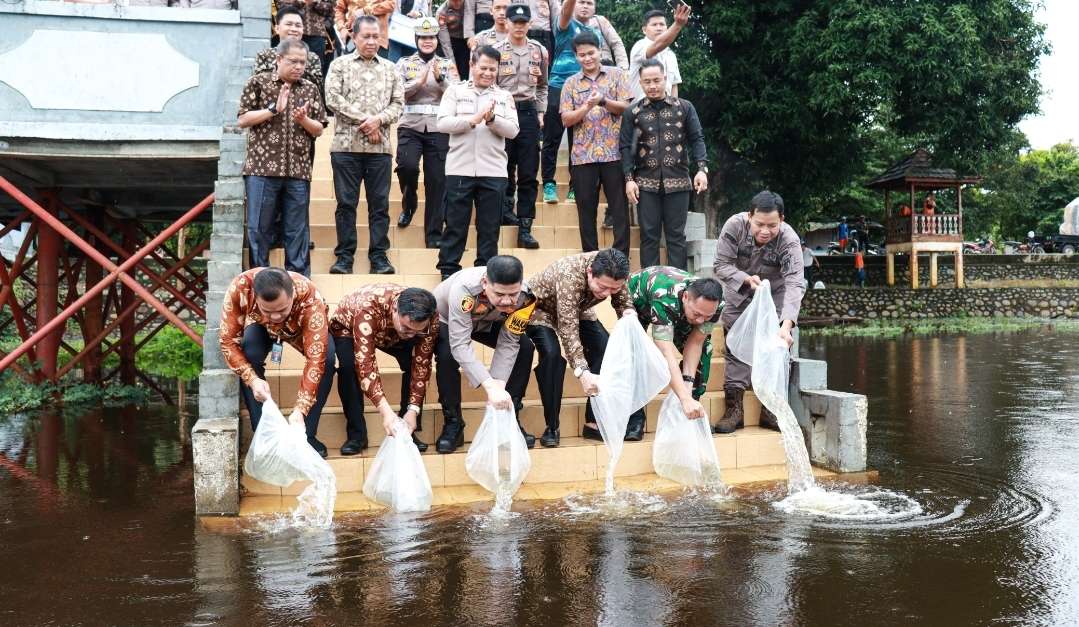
top-left (1, 330), bottom-right (1078, 625)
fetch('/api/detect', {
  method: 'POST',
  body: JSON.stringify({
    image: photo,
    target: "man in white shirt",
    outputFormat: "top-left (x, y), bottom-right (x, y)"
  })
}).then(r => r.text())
top-left (628, 4), bottom-right (689, 101)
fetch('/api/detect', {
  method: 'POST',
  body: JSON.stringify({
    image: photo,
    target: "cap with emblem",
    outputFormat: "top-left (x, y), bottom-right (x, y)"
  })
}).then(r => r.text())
top-left (507, 4), bottom-right (531, 22)
top-left (414, 16), bottom-right (440, 37)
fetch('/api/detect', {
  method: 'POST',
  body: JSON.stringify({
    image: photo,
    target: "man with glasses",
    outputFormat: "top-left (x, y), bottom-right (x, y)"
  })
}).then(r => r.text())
top-left (629, 267), bottom-right (722, 421)
top-left (218, 267), bottom-right (336, 458)
top-left (432, 255), bottom-right (538, 453)
top-left (331, 284), bottom-right (440, 454)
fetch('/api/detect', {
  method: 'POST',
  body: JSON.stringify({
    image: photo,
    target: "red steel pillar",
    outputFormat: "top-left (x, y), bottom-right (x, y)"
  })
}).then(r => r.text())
top-left (119, 223), bottom-right (138, 385)
top-left (81, 208), bottom-right (105, 382)
top-left (35, 198), bottom-right (63, 381)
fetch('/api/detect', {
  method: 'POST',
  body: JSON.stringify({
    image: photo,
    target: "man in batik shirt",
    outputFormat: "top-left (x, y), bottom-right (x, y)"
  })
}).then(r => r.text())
top-left (628, 266), bottom-right (722, 421)
top-left (525, 248), bottom-right (640, 447)
top-left (219, 267), bottom-right (335, 457)
top-left (330, 284), bottom-right (439, 454)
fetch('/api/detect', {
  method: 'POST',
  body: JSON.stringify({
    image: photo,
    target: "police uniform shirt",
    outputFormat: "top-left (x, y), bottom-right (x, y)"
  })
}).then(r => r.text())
top-left (433, 266), bottom-right (537, 387)
top-left (712, 212), bottom-right (806, 324)
top-left (495, 37), bottom-right (549, 112)
top-left (473, 26), bottom-right (509, 48)
top-left (396, 52), bottom-right (460, 132)
top-left (437, 81), bottom-right (520, 177)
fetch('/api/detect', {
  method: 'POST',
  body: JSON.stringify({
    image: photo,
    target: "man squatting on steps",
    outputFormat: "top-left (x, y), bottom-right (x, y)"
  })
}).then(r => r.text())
top-left (219, 268), bottom-right (336, 458)
top-left (711, 191), bottom-right (806, 434)
top-left (330, 285), bottom-right (440, 455)
top-left (524, 248), bottom-right (644, 448)
top-left (432, 256), bottom-right (538, 453)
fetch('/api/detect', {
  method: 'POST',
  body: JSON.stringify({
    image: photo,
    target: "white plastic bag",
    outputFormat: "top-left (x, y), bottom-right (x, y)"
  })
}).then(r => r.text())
top-left (243, 400), bottom-right (337, 527)
top-left (725, 280), bottom-right (815, 493)
top-left (591, 316), bottom-right (671, 491)
top-left (652, 393), bottom-right (724, 488)
top-left (466, 405), bottom-right (532, 496)
top-left (362, 419), bottom-right (433, 512)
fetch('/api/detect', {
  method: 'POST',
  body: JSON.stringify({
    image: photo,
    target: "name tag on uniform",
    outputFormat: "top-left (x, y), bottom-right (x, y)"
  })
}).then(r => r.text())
top-left (271, 340), bottom-right (283, 365)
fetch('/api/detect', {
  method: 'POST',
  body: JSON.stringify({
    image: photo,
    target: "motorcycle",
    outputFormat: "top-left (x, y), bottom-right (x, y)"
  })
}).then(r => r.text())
top-left (963, 238), bottom-right (995, 254)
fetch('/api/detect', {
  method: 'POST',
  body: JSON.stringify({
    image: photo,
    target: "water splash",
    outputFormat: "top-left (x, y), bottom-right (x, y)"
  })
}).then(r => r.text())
top-left (774, 484), bottom-right (924, 520)
top-left (756, 387), bottom-right (816, 494)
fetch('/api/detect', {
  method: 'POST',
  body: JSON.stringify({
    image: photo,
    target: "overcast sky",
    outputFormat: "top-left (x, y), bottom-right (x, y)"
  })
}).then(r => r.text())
top-left (1018, 0), bottom-right (1079, 149)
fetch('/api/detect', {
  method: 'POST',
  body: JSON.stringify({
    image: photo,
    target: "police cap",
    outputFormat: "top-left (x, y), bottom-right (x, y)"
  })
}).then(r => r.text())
top-left (414, 16), bottom-right (439, 37)
top-left (507, 4), bottom-right (532, 22)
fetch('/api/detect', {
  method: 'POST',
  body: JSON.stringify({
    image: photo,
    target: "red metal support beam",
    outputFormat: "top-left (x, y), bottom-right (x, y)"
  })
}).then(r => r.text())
top-left (0, 178), bottom-right (212, 374)
top-left (119, 222), bottom-right (138, 385)
top-left (60, 202), bottom-right (205, 319)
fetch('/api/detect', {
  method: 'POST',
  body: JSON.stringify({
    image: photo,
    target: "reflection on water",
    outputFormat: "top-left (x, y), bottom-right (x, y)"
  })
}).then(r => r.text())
top-left (2, 330), bottom-right (1079, 625)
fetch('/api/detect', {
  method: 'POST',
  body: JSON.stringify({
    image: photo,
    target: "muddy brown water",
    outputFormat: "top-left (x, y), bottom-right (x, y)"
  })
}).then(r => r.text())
top-left (1, 331), bottom-right (1078, 626)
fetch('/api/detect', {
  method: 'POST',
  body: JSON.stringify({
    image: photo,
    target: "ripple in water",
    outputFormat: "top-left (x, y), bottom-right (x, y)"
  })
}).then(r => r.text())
top-left (556, 490), bottom-right (669, 519)
top-left (774, 484), bottom-right (925, 521)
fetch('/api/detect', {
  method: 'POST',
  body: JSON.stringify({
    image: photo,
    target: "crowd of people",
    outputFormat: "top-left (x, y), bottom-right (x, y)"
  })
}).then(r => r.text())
top-left (220, 193), bottom-right (805, 458)
top-left (228, 3), bottom-right (808, 459)
top-left (240, 1), bottom-right (707, 278)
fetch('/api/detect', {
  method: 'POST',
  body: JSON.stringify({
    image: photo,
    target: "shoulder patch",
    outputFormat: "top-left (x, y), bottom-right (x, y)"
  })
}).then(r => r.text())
top-left (461, 295), bottom-right (475, 312)
top-left (504, 299), bottom-right (537, 335)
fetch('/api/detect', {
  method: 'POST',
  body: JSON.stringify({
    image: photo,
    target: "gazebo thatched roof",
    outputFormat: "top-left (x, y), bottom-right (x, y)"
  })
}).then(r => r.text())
top-left (866, 149), bottom-right (982, 191)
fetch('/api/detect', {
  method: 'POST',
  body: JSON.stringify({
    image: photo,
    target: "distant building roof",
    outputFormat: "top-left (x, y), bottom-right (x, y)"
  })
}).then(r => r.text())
top-left (866, 148), bottom-right (982, 190)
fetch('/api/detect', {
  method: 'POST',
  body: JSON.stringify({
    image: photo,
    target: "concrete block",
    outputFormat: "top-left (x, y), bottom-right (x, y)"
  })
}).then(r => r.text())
top-left (214, 178), bottom-right (245, 203)
top-left (213, 199), bottom-right (245, 225)
top-left (241, 0), bottom-right (272, 20)
top-left (204, 287), bottom-right (230, 325)
top-left (801, 389), bottom-right (867, 472)
top-left (212, 215), bottom-right (245, 238)
top-left (199, 368), bottom-right (241, 419)
top-left (192, 416), bottom-right (240, 515)
top-left (791, 358), bottom-right (827, 391)
top-left (241, 39), bottom-right (267, 62)
top-left (217, 153), bottom-right (245, 178)
top-left (685, 212), bottom-right (706, 241)
top-left (208, 259), bottom-right (243, 289)
top-left (202, 326), bottom-right (228, 370)
top-left (209, 234), bottom-right (245, 262)
top-left (242, 17), bottom-right (271, 39)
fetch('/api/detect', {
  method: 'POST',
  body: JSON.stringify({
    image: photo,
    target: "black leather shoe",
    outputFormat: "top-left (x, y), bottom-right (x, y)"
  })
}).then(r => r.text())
top-left (398, 208), bottom-right (415, 227)
top-left (540, 427), bottom-right (560, 448)
top-left (370, 260), bottom-right (396, 274)
top-left (436, 412), bottom-right (466, 454)
top-left (329, 259), bottom-right (352, 274)
top-left (307, 437), bottom-right (328, 459)
top-left (412, 433), bottom-right (429, 452)
top-left (340, 438), bottom-right (367, 456)
top-left (519, 426), bottom-right (536, 449)
top-left (602, 213), bottom-right (613, 229)
top-left (582, 423), bottom-right (604, 441)
top-left (623, 413), bottom-right (645, 441)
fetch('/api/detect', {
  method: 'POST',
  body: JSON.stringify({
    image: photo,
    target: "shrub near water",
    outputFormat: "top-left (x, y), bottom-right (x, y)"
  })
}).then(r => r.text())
top-left (801, 317), bottom-right (1079, 339)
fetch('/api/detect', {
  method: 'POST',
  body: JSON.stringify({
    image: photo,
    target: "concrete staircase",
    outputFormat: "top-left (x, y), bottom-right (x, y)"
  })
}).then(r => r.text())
top-left (240, 126), bottom-right (788, 501)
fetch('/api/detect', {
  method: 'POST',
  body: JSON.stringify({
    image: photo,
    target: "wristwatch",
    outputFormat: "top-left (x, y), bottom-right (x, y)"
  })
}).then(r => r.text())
top-left (406, 403), bottom-right (422, 416)
top-left (681, 374), bottom-right (695, 384)
top-left (267, 101), bottom-right (278, 115)
top-left (573, 366), bottom-right (589, 378)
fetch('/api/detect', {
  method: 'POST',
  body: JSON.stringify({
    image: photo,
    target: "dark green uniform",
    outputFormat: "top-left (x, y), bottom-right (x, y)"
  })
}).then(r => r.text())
top-left (628, 266), bottom-right (722, 399)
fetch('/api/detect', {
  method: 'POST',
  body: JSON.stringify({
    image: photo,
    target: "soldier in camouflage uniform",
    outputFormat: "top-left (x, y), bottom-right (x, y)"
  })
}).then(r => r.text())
top-left (628, 266), bottom-right (722, 421)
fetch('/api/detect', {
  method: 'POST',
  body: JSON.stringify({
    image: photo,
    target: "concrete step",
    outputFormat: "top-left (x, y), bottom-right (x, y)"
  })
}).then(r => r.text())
top-left (302, 223), bottom-right (643, 251)
top-left (308, 179), bottom-right (579, 202)
top-left (242, 387), bottom-right (760, 454)
top-left (274, 248), bottom-right (666, 295)
top-left (264, 354), bottom-right (728, 413)
top-left (240, 425), bottom-right (784, 496)
top-left (306, 191), bottom-right (599, 226)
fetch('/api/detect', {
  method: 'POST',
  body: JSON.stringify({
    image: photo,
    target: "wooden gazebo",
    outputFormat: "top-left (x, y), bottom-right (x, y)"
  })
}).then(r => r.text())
top-left (866, 149), bottom-right (982, 288)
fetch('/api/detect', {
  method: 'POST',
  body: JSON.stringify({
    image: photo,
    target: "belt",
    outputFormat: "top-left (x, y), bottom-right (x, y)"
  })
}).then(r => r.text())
top-left (515, 99), bottom-right (537, 110)
top-left (403, 104), bottom-right (440, 115)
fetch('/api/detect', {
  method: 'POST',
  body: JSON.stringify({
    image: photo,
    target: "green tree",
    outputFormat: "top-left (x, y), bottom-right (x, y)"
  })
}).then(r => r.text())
top-left (597, 0), bottom-right (1046, 230)
top-left (965, 142), bottom-right (1079, 240)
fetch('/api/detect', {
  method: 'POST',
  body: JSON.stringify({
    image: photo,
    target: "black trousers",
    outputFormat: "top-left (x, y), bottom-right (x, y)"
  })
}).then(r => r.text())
top-left (240, 324), bottom-right (336, 440)
top-left (446, 36), bottom-right (470, 80)
top-left (541, 85), bottom-right (571, 185)
top-left (571, 161), bottom-right (630, 255)
top-left (396, 127), bottom-right (449, 246)
top-left (244, 175), bottom-right (312, 276)
top-left (335, 336), bottom-right (419, 442)
top-left (637, 189), bottom-right (690, 270)
top-left (504, 102), bottom-right (541, 220)
top-left (438, 175), bottom-right (505, 276)
top-left (330, 152), bottom-right (392, 265)
top-left (434, 323), bottom-right (534, 413)
top-left (527, 321), bottom-right (646, 431)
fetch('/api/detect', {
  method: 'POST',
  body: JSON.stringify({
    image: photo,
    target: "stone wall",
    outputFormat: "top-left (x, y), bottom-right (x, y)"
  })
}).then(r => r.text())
top-left (803, 286), bottom-right (1079, 319)
top-left (812, 253), bottom-right (1079, 287)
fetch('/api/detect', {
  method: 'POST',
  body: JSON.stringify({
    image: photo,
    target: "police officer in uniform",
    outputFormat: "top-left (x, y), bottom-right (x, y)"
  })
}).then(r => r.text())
top-left (432, 255), bottom-right (538, 452)
top-left (395, 17), bottom-right (460, 249)
top-left (496, 4), bottom-right (548, 248)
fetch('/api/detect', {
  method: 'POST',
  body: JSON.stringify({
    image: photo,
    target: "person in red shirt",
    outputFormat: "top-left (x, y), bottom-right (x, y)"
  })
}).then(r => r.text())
top-left (218, 267), bottom-right (336, 458)
top-left (854, 251), bottom-right (866, 287)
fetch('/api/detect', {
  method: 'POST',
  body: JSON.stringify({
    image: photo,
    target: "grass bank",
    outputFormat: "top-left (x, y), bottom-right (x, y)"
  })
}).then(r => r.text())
top-left (800, 317), bottom-right (1079, 339)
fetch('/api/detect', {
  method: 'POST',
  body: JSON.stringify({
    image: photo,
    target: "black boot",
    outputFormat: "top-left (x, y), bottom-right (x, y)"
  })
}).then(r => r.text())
top-left (514, 400), bottom-right (535, 449)
top-left (759, 405), bottom-right (781, 431)
top-left (540, 427), bottom-right (560, 448)
top-left (623, 411), bottom-right (645, 441)
top-left (517, 218), bottom-right (540, 249)
top-left (436, 408), bottom-right (465, 454)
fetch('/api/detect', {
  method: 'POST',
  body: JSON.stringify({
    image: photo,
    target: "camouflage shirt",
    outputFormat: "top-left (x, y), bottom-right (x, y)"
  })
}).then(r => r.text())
top-left (629, 266), bottom-right (720, 345)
